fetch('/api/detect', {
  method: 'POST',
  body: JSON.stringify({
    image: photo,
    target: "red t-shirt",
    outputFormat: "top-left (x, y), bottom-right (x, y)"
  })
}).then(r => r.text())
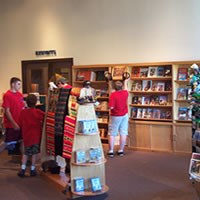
top-left (18, 108), bottom-right (45, 147)
top-left (63, 84), bottom-right (72, 89)
top-left (109, 90), bottom-right (129, 116)
top-left (2, 90), bottom-right (25, 128)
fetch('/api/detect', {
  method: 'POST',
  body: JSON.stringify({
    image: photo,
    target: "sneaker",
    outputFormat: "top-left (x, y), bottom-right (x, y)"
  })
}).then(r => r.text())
top-left (117, 150), bottom-right (124, 156)
top-left (107, 151), bottom-right (114, 158)
top-left (30, 169), bottom-right (37, 177)
top-left (18, 169), bottom-right (26, 177)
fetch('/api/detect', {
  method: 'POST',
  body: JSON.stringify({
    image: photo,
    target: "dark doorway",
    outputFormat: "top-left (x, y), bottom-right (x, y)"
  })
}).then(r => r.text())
top-left (21, 58), bottom-right (73, 94)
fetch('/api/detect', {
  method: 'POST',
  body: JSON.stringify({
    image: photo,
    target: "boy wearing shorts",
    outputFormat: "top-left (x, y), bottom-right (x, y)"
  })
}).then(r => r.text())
top-left (108, 80), bottom-right (129, 157)
top-left (18, 94), bottom-right (45, 177)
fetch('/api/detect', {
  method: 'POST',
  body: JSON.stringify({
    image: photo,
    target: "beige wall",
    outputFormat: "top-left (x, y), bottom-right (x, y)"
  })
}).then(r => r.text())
top-left (0, 0), bottom-right (200, 95)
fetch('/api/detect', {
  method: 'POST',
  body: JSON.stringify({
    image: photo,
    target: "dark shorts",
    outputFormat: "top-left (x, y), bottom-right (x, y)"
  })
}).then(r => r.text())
top-left (24, 144), bottom-right (40, 156)
top-left (5, 128), bottom-right (22, 143)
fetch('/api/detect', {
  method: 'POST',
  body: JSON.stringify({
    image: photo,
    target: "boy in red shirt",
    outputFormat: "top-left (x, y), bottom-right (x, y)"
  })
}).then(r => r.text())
top-left (1, 77), bottom-right (25, 154)
top-left (108, 80), bottom-right (129, 157)
top-left (18, 94), bottom-right (45, 177)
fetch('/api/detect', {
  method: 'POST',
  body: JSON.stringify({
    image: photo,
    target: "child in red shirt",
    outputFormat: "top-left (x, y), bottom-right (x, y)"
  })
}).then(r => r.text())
top-left (18, 94), bottom-right (45, 177)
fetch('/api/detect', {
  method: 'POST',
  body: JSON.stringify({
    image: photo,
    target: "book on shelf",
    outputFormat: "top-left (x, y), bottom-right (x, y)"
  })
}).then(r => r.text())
top-left (147, 108), bottom-right (154, 118)
top-left (157, 82), bottom-right (165, 91)
top-left (165, 81), bottom-right (172, 91)
top-left (76, 71), bottom-right (96, 81)
top-left (149, 95), bottom-right (160, 105)
top-left (131, 107), bottom-right (137, 118)
top-left (90, 177), bottom-right (102, 192)
top-left (176, 88), bottom-right (187, 100)
top-left (153, 109), bottom-right (161, 119)
top-left (74, 177), bottom-right (85, 192)
top-left (99, 128), bottom-right (106, 138)
top-left (177, 68), bottom-right (188, 81)
top-left (160, 110), bottom-right (172, 119)
top-left (142, 96), bottom-right (150, 105)
top-left (178, 107), bottom-right (189, 120)
top-left (131, 81), bottom-right (142, 91)
top-left (140, 67), bottom-right (148, 77)
top-left (164, 66), bottom-right (172, 77)
top-left (96, 71), bottom-right (106, 81)
top-left (189, 153), bottom-right (200, 178)
top-left (156, 66), bottom-right (165, 77)
top-left (77, 120), bottom-right (98, 134)
top-left (112, 65), bottom-right (126, 80)
top-left (159, 95), bottom-right (168, 105)
top-left (136, 108), bottom-right (143, 118)
top-left (74, 150), bottom-right (86, 164)
top-left (148, 67), bottom-right (157, 77)
top-left (142, 80), bottom-right (152, 91)
top-left (142, 108), bottom-right (148, 118)
top-left (131, 67), bottom-right (140, 78)
top-left (89, 147), bottom-right (102, 162)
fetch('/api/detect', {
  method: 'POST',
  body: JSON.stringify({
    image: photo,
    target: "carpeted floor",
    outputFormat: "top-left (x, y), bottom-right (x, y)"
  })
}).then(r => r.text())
top-left (0, 148), bottom-right (199, 200)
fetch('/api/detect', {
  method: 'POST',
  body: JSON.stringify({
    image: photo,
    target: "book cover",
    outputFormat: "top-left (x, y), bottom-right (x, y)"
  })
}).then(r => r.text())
top-left (142, 80), bottom-right (152, 91)
top-left (77, 120), bottom-right (98, 134)
top-left (76, 71), bottom-right (92, 81)
top-left (131, 81), bottom-right (142, 91)
top-left (153, 109), bottom-right (161, 119)
top-left (96, 71), bottom-right (105, 81)
top-left (131, 107), bottom-right (137, 118)
top-left (159, 95), bottom-right (168, 105)
top-left (131, 67), bottom-right (140, 78)
top-left (142, 108), bottom-right (148, 118)
top-left (148, 67), bottom-right (157, 77)
top-left (164, 66), bottom-right (172, 77)
top-left (132, 96), bottom-right (139, 104)
top-left (151, 81), bottom-right (158, 91)
top-left (176, 88), bottom-right (187, 100)
top-left (147, 108), bottom-right (154, 118)
top-left (177, 68), bottom-right (188, 80)
top-left (178, 107), bottom-right (188, 120)
top-left (74, 177), bottom-right (85, 192)
top-left (149, 95), bottom-right (160, 105)
top-left (136, 108), bottom-right (143, 118)
top-left (112, 65), bottom-right (126, 80)
top-left (89, 147), bottom-right (102, 162)
top-left (156, 66), bottom-right (165, 77)
top-left (140, 67), bottom-right (148, 77)
top-left (90, 177), bottom-right (102, 192)
top-left (75, 150), bottom-right (86, 164)
top-left (157, 82), bottom-right (165, 91)
top-left (165, 81), bottom-right (172, 91)
top-left (189, 153), bottom-right (200, 178)
top-left (142, 96), bottom-right (150, 105)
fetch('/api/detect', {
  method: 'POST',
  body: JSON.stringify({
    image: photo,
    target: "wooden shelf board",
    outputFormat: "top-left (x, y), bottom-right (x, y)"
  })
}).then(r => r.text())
top-left (175, 99), bottom-right (189, 102)
top-left (129, 118), bottom-right (172, 122)
top-left (129, 104), bottom-right (172, 108)
top-left (174, 80), bottom-right (190, 84)
top-left (95, 109), bottom-right (109, 112)
top-left (129, 91), bottom-right (172, 94)
top-left (131, 77), bottom-right (172, 81)
top-left (175, 120), bottom-right (192, 123)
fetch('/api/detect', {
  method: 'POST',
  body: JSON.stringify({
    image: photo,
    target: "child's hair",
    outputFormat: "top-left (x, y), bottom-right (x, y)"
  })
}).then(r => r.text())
top-left (26, 94), bottom-right (37, 108)
top-left (114, 81), bottom-right (123, 91)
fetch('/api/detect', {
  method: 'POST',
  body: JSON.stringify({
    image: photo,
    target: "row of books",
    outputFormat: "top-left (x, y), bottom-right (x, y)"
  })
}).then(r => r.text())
top-left (131, 80), bottom-right (172, 92)
top-left (178, 107), bottom-right (191, 120)
top-left (74, 176), bottom-right (102, 192)
top-left (95, 89), bottom-right (109, 98)
top-left (95, 101), bottom-right (108, 111)
top-left (132, 95), bottom-right (170, 106)
top-left (131, 66), bottom-right (172, 78)
top-left (176, 87), bottom-right (191, 100)
top-left (76, 70), bottom-right (105, 81)
top-left (74, 147), bottom-right (102, 164)
top-left (131, 108), bottom-right (172, 119)
top-left (99, 128), bottom-right (108, 138)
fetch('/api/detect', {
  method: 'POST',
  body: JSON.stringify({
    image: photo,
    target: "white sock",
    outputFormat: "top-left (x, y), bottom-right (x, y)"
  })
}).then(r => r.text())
top-left (118, 149), bottom-right (123, 153)
top-left (109, 150), bottom-right (114, 153)
top-left (21, 164), bottom-right (26, 170)
top-left (31, 165), bottom-right (35, 171)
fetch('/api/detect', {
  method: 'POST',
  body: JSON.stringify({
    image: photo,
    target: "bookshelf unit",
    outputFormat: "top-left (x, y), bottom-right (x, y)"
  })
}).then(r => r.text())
top-left (72, 65), bottom-right (110, 142)
top-left (70, 103), bottom-right (108, 196)
top-left (72, 61), bottom-right (200, 154)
